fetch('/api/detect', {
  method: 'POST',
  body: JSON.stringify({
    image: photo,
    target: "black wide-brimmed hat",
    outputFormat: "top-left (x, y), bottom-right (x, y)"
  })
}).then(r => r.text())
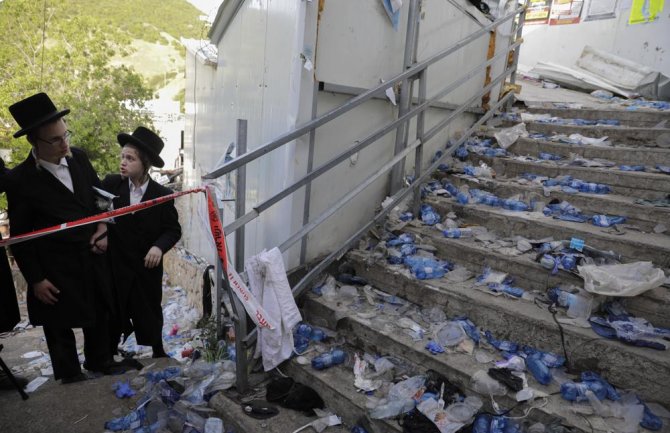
top-left (117, 126), bottom-right (165, 168)
top-left (9, 92), bottom-right (70, 138)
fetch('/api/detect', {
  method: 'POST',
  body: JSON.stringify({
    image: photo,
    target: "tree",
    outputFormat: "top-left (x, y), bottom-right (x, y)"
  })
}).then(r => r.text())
top-left (0, 0), bottom-right (155, 176)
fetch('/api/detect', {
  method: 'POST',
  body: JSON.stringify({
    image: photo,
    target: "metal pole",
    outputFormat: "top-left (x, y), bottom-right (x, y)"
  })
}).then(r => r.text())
top-left (300, 80), bottom-right (319, 265)
top-left (234, 119), bottom-right (247, 273)
top-left (390, 0), bottom-right (421, 194)
top-left (506, 4), bottom-right (526, 110)
top-left (413, 70), bottom-right (427, 215)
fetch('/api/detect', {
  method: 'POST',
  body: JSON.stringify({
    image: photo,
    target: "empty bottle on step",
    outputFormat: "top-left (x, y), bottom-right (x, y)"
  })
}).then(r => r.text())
top-left (457, 192), bottom-right (470, 204)
top-left (443, 228), bottom-right (473, 239)
top-left (560, 380), bottom-right (606, 402)
top-left (312, 349), bottom-right (346, 370)
top-left (502, 199), bottom-right (529, 211)
top-left (526, 355), bottom-right (552, 385)
top-left (204, 417), bottom-right (224, 433)
top-left (547, 287), bottom-right (576, 309)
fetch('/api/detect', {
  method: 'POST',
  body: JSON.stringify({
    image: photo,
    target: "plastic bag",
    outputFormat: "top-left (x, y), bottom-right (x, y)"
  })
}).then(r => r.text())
top-left (578, 262), bottom-right (666, 297)
top-left (494, 123), bottom-right (528, 149)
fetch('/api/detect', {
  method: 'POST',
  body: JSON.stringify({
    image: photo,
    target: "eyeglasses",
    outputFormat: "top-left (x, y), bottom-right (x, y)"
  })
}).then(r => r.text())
top-left (37, 130), bottom-right (72, 146)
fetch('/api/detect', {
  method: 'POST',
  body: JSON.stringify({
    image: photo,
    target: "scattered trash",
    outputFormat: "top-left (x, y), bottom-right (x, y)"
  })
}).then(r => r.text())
top-left (24, 376), bottom-right (49, 393)
top-left (578, 261), bottom-right (666, 296)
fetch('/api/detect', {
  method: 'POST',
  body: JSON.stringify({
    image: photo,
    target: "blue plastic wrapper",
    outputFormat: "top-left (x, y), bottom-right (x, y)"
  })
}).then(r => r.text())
top-left (539, 152), bottom-right (562, 161)
top-left (591, 214), bottom-right (626, 227)
top-left (484, 330), bottom-right (518, 353)
top-left (420, 204), bottom-right (441, 225)
top-left (112, 380), bottom-right (136, 399)
top-left (145, 366), bottom-right (181, 383)
top-left (619, 165), bottom-right (645, 171)
top-left (425, 341), bottom-right (445, 354)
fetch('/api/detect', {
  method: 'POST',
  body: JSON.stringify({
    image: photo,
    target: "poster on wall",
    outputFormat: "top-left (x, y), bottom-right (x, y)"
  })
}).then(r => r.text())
top-left (549, 0), bottom-right (585, 24)
top-left (584, 0), bottom-right (618, 20)
top-left (628, 0), bottom-right (664, 24)
top-left (525, 0), bottom-right (554, 24)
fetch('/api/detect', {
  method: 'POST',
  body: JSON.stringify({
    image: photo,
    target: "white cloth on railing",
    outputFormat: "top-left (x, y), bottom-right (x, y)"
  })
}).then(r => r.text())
top-left (245, 247), bottom-right (302, 371)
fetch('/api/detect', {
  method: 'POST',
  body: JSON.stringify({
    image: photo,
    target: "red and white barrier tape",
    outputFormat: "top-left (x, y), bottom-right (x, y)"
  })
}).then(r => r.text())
top-left (206, 186), bottom-right (275, 330)
top-left (1, 184), bottom-right (275, 330)
top-left (0, 187), bottom-right (205, 248)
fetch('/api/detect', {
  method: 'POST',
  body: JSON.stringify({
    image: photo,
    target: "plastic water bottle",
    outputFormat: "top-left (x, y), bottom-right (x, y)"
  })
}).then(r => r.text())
top-left (547, 287), bottom-right (576, 309)
top-left (473, 414), bottom-right (492, 433)
top-left (457, 191), bottom-right (470, 204)
top-left (443, 182), bottom-right (459, 197)
top-left (560, 254), bottom-right (576, 271)
top-left (560, 381), bottom-right (606, 402)
top-left (204, 417), bottom-right (224, 433)
top-left (443, 228), bottom-right (473, 239)
top-left (502, 199), bottom-right (529, 211)
top-left (482, 195), bottom-right (501, 207)
top-left (387, 248), bottom-right (404, 264)
top-left (463, 165), bottom-right (477, 176)
top-left (522, 347), bottom-right (565, 368)
top-left (421, 204), bottom-right (441, 225)
top-left (399, 243), bottom-right (417, 257)
top-left (619, 165), bottom-right (645, 171)
top-left (295, 323), bottom-right (313, 339)
top-left (540, 255), bottom-right (559, 274)
top-left (526, 355), bottom-right (552, 385)
top-left (311, 328), bottom-right (326, 342)
top-left (312, 349), bottom-right (346, 370)
top-left (387, 233), bottom-right (415, 246)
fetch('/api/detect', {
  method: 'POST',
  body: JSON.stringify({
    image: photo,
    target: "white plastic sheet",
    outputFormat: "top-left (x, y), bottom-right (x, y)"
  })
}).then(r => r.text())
top-left (578, 262), bottom-right (667, 297)
top-left (494, 123), bottom-right (528, 149)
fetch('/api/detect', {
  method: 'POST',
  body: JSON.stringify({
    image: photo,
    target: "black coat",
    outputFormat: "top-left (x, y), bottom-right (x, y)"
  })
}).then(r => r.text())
top-left (0, 159), bottom-right (20, 333)
top-left (6, 148), bottom-right (111, 328)
top-left (102, 174), bottom-right (181, 344)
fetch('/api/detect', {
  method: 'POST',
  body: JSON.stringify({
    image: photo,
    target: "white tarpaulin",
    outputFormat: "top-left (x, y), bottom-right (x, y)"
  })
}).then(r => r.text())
top-left (530, 46), bottom-right (670, 101)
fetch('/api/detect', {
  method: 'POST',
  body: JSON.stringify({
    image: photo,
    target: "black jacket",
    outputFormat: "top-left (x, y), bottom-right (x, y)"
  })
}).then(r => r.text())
top-left (0, 159), bottom-right (19, 332)
top-left (102, 174), bottom-right (181, 338)
top-left (6, 147), bottom-right (111, 328)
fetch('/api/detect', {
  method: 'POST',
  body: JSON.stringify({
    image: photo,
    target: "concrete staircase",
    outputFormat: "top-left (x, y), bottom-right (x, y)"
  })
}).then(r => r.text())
top-left (210, 105), bottom-right (670, 432)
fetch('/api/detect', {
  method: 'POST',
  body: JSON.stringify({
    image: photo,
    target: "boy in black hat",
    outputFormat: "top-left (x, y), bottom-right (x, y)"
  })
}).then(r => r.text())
top-left (6, 92), bottom-right (128, 383)
top-left (102, 126), bottom-right (181, 359)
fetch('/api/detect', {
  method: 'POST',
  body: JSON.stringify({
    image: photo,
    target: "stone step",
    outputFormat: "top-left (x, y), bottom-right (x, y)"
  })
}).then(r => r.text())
top-left (424, 195), bottom-right (670, 268)
top-left (470, 155), bottom-right (670, 200)
top-left (283, 356), bottom-right (402, 433)
top-left (300, 296), bottom-right (595, 432)
top-left (523, 106), bottom-right (670, 128)
top-left (446, 173), bottom-right (670, 232)
top-left (208, 391), bottom-right (352, 433)
top-left (403, 225), bottom-right (670, 329)
top-left (344, 249), bottom-right (670, 406)
top-left (523, 122), bottom-right (670, 147)
top-left (508, 137), bottom-right (670, 167)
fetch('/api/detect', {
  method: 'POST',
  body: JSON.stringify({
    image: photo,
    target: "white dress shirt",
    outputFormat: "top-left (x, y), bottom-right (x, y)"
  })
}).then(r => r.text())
top-left (129, 178), bottom-right (149, 205)
top-left (34, 150), bottom-right (73, 193)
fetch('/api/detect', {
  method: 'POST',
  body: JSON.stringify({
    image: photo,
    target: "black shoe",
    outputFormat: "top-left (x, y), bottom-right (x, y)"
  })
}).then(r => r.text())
top-left (61, 372), bottom-right (89, 384)
top-left (120, 358), bottom-right (144, 371)
top-left (152, 347), bottom-right (169, 358)
top-left (84, 360), bottom-right (131, 375)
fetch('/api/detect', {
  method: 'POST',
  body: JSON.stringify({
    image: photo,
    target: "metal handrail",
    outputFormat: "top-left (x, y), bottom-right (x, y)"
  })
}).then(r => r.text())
top-left (202, 5), bottom-right (524, 180)
top-left (206, 2), bottom-right (528, 393)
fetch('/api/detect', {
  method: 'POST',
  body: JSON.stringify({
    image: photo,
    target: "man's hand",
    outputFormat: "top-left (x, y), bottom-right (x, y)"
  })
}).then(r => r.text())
top-left (144, 246), bottom-right (163, 269)
top-left (90, 223), bottom-right (107, 254)
top-left (34, 279), bottom-right (60, 305)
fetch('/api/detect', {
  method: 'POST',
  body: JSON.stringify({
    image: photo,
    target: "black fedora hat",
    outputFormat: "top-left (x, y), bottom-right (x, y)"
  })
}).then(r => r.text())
top-left (9, 92), bottom-right (70, 138)
top-left (117, 126), bottom-right (165, 168)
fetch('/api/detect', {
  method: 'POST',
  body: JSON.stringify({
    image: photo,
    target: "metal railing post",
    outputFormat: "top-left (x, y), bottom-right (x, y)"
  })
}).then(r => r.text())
top-left (235, 119), bottom-right (247, 273)
top-left (506, 3), bottom-right (527, 110)
top-left (300, 81), bottom-right (319, 265)
top-left (413, 70), bottom-right (427, 215)
top-left (215, 206), bottom-right (224, 339)
top-left (390, 0), bottom-right (421, 194)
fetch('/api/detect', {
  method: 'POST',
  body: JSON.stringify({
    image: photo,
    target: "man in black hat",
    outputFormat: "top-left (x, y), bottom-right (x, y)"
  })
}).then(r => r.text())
top-left (5, 92), bottom-right (127, 383)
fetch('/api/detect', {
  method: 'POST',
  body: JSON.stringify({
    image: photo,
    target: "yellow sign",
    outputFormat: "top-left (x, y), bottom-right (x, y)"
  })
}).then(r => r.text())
top-left (629, 0), bottom-right (664, 24)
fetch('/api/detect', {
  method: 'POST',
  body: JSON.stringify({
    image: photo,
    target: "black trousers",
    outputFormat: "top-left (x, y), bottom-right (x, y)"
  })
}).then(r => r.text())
top-left (43, 314), bottom-right (111, 380)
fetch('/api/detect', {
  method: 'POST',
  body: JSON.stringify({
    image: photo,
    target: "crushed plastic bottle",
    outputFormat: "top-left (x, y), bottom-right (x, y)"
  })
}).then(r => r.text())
top-left (487, 283), bottom-right (525, 298)
top-left (501, 199), bottom-right (529, 212)
top-left (484, 330), bottom-right (518, 353)
top-left (619, 165), bottom-right (645, 172)
top-left (312, 349), bottom-right (346, 370)
top-left (105, 407), bottom-right (147, 431)
top-left (592, 214), bottom-right (626, 227)
top-left (443, 228), bottom-right (473, 239)
top-left (421, 204), bottom-right (441, 225)
top-left (522, 347), bottom-right (565, 368)
top-left (526, 355), bottom-right (552, 385)
top-left (560, 380), bottom-right (606, 402)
